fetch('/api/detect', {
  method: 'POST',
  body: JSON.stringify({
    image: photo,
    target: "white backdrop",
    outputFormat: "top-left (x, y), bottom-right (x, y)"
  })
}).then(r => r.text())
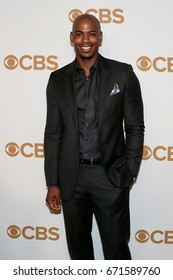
top-left (0, 0), bottom-right (173, 260)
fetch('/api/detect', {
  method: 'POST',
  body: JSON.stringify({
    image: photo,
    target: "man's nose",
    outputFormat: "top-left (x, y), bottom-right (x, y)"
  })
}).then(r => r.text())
top-left (82, 33), bottom-right (90, 42)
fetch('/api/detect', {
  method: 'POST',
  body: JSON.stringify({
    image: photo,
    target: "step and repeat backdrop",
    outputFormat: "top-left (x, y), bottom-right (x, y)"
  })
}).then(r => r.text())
top-left (0, 0), bottom-right (173, 260)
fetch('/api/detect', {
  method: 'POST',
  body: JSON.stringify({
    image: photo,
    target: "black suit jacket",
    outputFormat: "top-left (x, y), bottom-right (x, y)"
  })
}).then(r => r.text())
top-left (44, 55), bottom-right (144, 200)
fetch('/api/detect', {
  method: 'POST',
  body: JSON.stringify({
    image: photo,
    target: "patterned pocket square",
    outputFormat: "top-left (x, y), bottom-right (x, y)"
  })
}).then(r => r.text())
top-left (110, 83), bottom-right (120, 96)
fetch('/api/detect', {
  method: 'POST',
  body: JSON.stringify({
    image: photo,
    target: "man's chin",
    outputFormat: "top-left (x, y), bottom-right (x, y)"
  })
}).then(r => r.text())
top-left (79, 53), bottom-right (95, 60)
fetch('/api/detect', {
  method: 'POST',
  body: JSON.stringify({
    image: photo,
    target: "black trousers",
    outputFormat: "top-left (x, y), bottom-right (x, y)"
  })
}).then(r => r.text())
top-left (62, 164), bottom-right (131, 260)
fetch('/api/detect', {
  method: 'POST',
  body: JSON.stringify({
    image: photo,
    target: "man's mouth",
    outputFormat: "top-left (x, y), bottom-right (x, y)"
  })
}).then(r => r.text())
top-left (81, 46), bottom-right (92, 51)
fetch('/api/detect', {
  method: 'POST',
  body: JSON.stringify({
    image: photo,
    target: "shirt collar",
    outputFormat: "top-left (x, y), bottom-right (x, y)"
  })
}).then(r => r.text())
top-left (75, 53), bottom-right (101, 72)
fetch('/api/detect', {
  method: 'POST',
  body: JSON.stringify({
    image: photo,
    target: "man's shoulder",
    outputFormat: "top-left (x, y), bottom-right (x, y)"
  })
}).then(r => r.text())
top-left (101, 55), bottom-right (131, 70)
top-left (50, 60), bottom-right (74, 78)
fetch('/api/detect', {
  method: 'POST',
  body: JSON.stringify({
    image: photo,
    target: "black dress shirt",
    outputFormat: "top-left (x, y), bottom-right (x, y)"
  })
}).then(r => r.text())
top-left (75, 56), bottom-right (101, 160)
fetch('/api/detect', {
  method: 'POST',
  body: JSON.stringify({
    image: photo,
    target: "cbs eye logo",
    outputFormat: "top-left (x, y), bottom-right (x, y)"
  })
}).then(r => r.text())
top-left (137, 56), bottom-right (152, 71)
top-left (135, 230), bottom-right (149, 243)
top-left (68, 8), bottom-right (124, 24)
top-left (137, 56), bottom-right (173, 72)
top-left (7, 225), bottom-right (60, 241)
top-left (142, 145), bottom-right (152, 160)
top-left (4, 55), bottom-right (19, 70)
top-left (7, 225), bottom-right (21, 239)
top-left (4, 55), bottom-right (58, 70)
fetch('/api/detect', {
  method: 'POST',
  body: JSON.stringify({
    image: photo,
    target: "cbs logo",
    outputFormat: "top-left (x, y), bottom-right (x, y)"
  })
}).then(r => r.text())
top-left (4, 55), bottom-right (58, 70)
top-left (143, 145), bottom-right (173, 161)
top-left (7, 225), bottom-right (60, 241)
top-left (69, 8), bottom-right (124, 24)
top-left (5, 142), bottom-right (44, 158)
top-left (137, 56), bottom-right (173, 72)
top-left (135, 229), bottom-right (173, 244)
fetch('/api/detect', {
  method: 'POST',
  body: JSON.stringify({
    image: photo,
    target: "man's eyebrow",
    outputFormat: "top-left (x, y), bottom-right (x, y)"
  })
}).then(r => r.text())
top-left (74, 30), bottom-right (97, 33)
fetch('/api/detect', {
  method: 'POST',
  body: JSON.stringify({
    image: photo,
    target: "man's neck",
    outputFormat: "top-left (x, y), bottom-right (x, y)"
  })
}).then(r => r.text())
top-left (76, 53), bottom-right (99, 77)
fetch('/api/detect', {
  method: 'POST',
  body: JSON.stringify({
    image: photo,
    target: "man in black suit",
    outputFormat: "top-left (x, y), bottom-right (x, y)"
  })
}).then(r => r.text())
top-left (44, 14), bottom-right (144, 260)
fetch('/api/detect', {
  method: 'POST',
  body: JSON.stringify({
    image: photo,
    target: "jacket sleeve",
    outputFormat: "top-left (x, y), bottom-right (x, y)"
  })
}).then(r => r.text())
top-left (124, 65), bottom-right (145, 178)
top-left (44, 73), bottom-right (63, 186)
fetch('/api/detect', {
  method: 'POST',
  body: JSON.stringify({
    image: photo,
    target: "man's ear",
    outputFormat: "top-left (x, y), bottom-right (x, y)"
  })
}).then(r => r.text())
top-left (70, 32), bottom-right (73, 42)
top-left (99, 32), bottom-right (103, 46)
top-left (70, 32), bottom-right (74, 47)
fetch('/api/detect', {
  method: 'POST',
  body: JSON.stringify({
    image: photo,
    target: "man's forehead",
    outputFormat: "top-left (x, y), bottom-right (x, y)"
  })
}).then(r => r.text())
top-left (73, 24), bottom-right (98, 32)
top-left (72, 15), bottom-right (101, 32)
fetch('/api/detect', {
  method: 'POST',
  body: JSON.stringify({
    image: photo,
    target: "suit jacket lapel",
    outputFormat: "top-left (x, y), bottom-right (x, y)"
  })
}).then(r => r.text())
top-left (64, 62), bottom-right (78, 132)
top-left (98, 57), bottom-right (113, 129)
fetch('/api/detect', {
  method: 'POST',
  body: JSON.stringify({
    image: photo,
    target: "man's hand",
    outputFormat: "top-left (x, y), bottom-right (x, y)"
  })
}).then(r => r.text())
top-left (46, 186), bottom-right (61, 213)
